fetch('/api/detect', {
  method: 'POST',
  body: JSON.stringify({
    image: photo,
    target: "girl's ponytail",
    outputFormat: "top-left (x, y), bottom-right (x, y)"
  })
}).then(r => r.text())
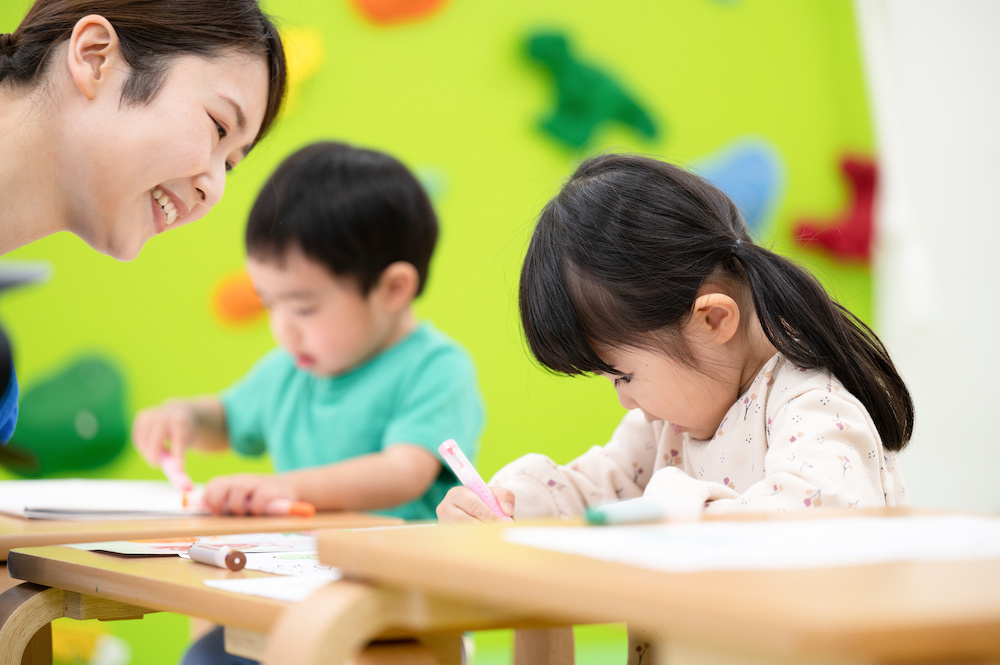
top-left (732, 241), bottom-right (914, 451)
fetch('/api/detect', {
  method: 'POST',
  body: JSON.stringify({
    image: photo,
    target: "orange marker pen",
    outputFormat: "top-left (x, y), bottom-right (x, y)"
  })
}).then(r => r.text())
top-left (263, 498), bottom-right (316, 517)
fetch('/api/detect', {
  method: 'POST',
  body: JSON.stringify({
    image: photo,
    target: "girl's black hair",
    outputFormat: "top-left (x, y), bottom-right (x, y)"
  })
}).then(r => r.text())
top-left (520, 153), bottom-right (913, 451)
top-left (246, 141), bottom-right (438, 296)
top-left (1, 0), bottom-right (286, 149)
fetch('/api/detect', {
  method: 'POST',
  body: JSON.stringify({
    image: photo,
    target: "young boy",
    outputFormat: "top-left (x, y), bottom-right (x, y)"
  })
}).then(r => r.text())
top-left (132, 141), bottom-right (485, 522)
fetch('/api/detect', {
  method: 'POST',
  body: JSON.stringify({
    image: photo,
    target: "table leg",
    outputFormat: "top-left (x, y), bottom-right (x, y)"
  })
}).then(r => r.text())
top-left (20, 623), bottom-right (52, 665)
top-left (0, 584), bottom-right (65, 665)
top-left (264, 581), bottom-right (404, 665)
top-left (514, 627), bottom-right (575, 665)
top-left (0, 583), bottom-right (154, 665)
top-left (265, 580), bottom-right (567, 665)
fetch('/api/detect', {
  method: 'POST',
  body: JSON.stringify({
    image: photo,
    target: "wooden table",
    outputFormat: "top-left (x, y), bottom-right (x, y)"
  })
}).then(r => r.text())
top-left (286, 512), bottom-right (1000, 665)
top-left (0, 511), bottom-right (401, 664)
top-left (0, 523), bottom-right (571, 665)
top-left (0, 511), bottom-right (397, 591)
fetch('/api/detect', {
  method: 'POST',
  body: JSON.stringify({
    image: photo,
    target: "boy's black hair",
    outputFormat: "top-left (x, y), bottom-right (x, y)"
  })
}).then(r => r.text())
top-left (520, 153), bottom-right (914, 451)
top-left (246, 141), bottom-right (438, 296)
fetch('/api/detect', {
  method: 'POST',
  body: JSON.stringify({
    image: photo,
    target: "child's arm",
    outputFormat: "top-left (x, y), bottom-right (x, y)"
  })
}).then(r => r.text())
top-left (199, 443), bottom-right (441, 516)
top-left (468, 409), bottom-right (658, 521)
top-left (131, 396), bottom-right (229, 467)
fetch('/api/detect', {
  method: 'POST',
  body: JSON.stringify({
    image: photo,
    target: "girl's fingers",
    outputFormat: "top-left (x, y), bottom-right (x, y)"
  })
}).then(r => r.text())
top-left (437, 486), bottom-right (504, 523)
top-left (491, 487), bottom-right (516, 517)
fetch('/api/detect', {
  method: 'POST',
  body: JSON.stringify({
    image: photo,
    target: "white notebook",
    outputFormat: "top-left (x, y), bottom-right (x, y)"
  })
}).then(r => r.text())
top-left (0, 479), bottom-right (208, 520)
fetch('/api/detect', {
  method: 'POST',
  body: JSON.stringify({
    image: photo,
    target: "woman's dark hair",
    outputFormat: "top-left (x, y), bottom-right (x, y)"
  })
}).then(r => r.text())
top-left (247, 141), bottom-right (439, 296)
top-left (520, 153), bottom-right (913, 451)
top-left (0, 0), bottom-right (286, 148)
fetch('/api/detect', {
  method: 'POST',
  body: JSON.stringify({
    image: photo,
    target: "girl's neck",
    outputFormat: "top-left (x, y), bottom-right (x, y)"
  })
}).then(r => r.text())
top-left (737, 313), bottom-right (778, 395)
top-left (0, 87), bottom-right (65, 255)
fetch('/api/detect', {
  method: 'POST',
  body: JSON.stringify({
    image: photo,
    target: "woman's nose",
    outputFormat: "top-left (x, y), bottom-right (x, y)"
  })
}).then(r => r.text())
top-left (193, 159), bottom-right (227, 211)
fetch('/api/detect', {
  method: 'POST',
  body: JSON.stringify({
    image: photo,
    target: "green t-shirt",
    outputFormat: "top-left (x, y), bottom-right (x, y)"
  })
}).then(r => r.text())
top-left (221, 322), bottom-right (485, 520)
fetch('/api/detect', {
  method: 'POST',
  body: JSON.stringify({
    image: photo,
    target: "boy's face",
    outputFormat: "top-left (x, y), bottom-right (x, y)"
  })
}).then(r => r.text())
top-left (246, 246), bottom-right (394, 377)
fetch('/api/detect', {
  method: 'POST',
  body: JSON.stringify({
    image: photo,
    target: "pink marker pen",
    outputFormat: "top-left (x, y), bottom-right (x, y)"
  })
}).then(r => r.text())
top-left (438, 439), bottom-right (512, 522)
top-left (160, 453), bottom-right (194, 507)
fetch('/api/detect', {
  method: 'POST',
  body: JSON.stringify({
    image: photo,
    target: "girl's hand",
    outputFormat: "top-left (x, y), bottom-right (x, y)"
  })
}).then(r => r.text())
top-left (201, 474), bottom-right (298, 516)
top-left (436, 485), bottom-right (515, 523)
top-left (131, 401), bottom-right (198, 467)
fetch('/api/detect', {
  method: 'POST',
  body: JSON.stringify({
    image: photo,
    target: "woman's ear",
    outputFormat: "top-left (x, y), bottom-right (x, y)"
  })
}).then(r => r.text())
top-left (686, 292), bottom-right (741, 346)
top-left (373, 262), bottom-right (419, 312)
top-left (66, 15), bottom-right (122, 101)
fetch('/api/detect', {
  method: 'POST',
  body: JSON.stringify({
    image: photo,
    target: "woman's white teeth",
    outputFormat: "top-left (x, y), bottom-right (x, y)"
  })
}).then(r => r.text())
top-left (151, 187), bottom-right (178, 226)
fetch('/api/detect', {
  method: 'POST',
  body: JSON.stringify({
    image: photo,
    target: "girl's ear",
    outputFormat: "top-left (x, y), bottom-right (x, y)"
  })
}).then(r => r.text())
top-left (373, 261), bottom-right (419, 312)
top-left (66, 15), bottom-right (122, 101)
top-left (687, 293), bottom-right (741, 345)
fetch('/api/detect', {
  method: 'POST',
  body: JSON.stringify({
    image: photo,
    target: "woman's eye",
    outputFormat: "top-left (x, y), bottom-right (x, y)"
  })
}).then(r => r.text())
top-left (212, 117), bottom-right (227, 141)
top-left (297, 307), bottom-right (318, 316)
top-left (614, 374), bottom-right (632, 387)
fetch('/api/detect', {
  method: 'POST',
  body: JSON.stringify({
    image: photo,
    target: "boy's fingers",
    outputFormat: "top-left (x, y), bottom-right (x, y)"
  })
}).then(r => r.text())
top-left (166, 418), bottom-right (191, 461)
top-left (144, 419), bottom-right (167, 466)
top-left (226, 484), bottom-right (254, 516)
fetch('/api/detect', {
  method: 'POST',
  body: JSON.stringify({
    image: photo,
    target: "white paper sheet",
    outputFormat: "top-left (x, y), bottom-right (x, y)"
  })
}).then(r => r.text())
top-left (0, 479), bottom-right (207, 519)
top-left (503, 514), bottom-right (1000, 573)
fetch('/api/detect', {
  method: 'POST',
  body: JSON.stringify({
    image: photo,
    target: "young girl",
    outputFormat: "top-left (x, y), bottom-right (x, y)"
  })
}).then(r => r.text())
top-left (438, 153), bottom-right (912, 523)
top-left (0, 0), bottom-right (287, 443)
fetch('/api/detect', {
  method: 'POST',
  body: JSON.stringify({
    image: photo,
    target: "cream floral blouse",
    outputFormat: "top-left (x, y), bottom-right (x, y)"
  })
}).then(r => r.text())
top-left (491, 353), bottom-right (908, 519)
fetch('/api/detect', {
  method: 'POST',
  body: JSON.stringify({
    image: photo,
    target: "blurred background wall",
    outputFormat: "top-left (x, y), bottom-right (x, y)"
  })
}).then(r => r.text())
top-left (858, 0), bottom-right (1000, 513)
top-left (4, 0), bottom-right (987, 662)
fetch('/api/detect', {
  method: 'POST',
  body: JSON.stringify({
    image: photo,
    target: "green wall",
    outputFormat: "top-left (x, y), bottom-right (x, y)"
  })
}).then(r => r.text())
top-left (1, 1), bottom-right (873, 662)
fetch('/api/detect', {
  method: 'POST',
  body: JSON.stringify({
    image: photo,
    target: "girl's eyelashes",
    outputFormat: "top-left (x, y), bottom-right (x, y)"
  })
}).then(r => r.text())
top-left (613, 374), bottom-right (633, 387)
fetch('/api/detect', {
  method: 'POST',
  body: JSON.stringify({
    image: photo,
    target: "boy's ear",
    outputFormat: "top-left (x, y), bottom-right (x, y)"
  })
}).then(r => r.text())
top-left (686, 293), bottom-right (740, 345)
top-left (66, 15), bottom-right (122, 101)
top-left (374, 262), bottom-right (419, 311)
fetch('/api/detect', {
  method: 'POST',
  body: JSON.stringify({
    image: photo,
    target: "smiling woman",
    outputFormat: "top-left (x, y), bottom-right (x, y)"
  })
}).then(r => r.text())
top-left (0, 0), bottom-right (287, 444)
top-left (0, 0), bottom-right (287, 260)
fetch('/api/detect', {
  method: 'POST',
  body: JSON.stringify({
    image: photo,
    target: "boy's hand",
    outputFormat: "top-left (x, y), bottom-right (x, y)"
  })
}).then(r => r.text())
top-left (436, 485), bottom-right (515, 523)
top-left (201, 473), bottom-right (298, 516)
top-left (131, 401), bottom-right (198, 467)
